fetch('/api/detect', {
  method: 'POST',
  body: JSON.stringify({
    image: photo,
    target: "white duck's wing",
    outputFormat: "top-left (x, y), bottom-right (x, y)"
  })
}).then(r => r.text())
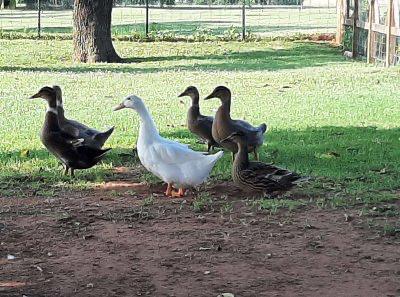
top-left (151, 140), bottom-right (202, 165)
top-left (161, 138), bottom-right (189, 149)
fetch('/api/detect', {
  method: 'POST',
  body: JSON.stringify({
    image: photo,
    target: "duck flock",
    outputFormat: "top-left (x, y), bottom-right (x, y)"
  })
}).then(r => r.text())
top-left (30, 85), bottom-right (305, 198)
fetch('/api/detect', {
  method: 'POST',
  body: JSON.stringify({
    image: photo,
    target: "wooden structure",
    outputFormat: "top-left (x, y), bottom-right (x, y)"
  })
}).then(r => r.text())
top-left (337, 0), bottom-right (400, 66)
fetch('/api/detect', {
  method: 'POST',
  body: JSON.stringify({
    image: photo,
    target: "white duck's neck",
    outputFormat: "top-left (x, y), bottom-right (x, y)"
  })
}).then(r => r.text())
top-left (135, 103), bottom-right (160, 143)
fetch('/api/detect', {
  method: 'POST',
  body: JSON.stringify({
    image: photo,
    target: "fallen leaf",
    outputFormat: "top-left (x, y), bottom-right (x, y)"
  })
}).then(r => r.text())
top-left (199, 247), bottom-right (212, 251)
top-left (20, 149), bottom-right (30, 158)
top-left (315, 151), bottom-right (340, 159)
top-left (34, 265), bottom-right (43, 273)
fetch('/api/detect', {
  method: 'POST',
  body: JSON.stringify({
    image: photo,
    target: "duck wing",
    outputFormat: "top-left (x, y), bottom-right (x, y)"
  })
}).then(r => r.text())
top-left (60, 122), bottom-right (80, 138)
top-left (241, 162), bottom-right (301, 192)
top-left (93, 126), bottom-right (115, 147)
top-left (61, 117), bottom-right (114, 148)
top-left (63, 118), bottom-right (99, 137)
top-left (161, 138), bottom-right (189, 149)
top-left (197, 115), bottom-right (214, 130)
top-left (150, 141), bottom-right (203, 165)
top-left (46, 129), bottom-right (85, 149)
top-left (76, 146), bottom-right (111, 161)
top-left (233, 119), bottom-right (267, 134)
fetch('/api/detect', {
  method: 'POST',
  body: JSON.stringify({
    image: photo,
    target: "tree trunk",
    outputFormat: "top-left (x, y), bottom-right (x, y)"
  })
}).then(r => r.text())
top-left (73, 0), bottom-right (121, 63)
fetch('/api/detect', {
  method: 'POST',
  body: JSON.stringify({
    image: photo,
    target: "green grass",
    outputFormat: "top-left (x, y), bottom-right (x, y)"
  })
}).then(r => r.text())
top-left (0, 7), bottom-right (336, 38)
top-left (0, 39), bottom-right (400, 208)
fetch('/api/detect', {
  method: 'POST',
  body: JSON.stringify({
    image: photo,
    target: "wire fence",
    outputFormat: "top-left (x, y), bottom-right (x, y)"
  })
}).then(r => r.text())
top-left (0, 0), bottom-right (337, 39)
top-left (338, 0), bottom-right (400, 66)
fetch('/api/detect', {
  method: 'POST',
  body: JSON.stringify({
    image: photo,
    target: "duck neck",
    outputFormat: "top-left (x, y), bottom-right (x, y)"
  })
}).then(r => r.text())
top-left (136, 103), bottom-right (159, 141)
top-left (218, 98), bottom-right (232, 120)
top-left (56, 102), bottom-right (66, 122)
top-left (44, 99), bottom-right (61, 132)
top-left (190, 91), bottom-right (200, 106)
top-left (188, 94), bottom-right (201, 119)
top-left (234, 141), bottom-right (249, 170)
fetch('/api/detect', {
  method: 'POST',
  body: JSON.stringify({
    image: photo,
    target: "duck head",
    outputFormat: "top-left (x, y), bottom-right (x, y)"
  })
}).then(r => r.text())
top-left (220, 131), bottom-right (247, 144)
top-left (114, 95), bottom-right (144, 111)
top-left (30, 86), bottom-right (58, 108)
top-left (178, 86), bottom-right (199, 104)
top-left (204, 86), bottom-right (231, 103)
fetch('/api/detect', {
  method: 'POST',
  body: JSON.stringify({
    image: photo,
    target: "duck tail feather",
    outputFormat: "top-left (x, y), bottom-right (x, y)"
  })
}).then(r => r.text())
top-left (208, 150), bottom-right (224, 165)
top-left (94, 147), bottom-right (112, 160)
top-left (292, 176), bottom-right (312, 185)
top-left (93, 126), bottom-right (115, 147)
top-left (259, 123), bottom-right (267, 134)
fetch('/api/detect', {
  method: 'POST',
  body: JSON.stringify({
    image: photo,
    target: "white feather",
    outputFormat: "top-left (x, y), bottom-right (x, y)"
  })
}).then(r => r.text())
top-left (122, 95), bottom-right (223, 187)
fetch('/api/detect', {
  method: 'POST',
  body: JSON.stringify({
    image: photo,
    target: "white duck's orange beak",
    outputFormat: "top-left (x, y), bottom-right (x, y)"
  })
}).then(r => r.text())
top-left (113, 103), bottom-right (125, 111)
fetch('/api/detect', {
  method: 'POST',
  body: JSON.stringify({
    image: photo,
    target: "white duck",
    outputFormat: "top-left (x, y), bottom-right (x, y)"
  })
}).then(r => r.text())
top-left (114, 95), bottom-right (224, 197)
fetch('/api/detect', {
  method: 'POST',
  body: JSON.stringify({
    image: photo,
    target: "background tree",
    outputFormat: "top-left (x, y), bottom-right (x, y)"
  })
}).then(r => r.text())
top-left (73, 0), bottom-right (121, 63)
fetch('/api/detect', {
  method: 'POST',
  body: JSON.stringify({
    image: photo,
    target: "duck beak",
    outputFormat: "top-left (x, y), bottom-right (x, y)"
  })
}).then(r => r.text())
top-left (204, 92), bottom-right (215, 100)
top-left (177, 91), bottom-right (187, 98)
top-left (29, 92), bottom-right (41, 99)
top-left (113, 103), bottom-right (125, 111)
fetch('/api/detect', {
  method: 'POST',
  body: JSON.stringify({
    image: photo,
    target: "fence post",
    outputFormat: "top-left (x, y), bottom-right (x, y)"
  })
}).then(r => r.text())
top-left (366, 0), bottom-right (375, 63)
top-left (336, 0), bottom-right (345, 45)
top-left (351, 0), bottom-right (359, 58)
top-left (145, 0), bottom-right (149, 37)
top-left (385, 0), bottom-right (394, 66)
top-left (242, 0), bottom-right (246, 41)
top-left (37, 0), bottom-right (41, 38)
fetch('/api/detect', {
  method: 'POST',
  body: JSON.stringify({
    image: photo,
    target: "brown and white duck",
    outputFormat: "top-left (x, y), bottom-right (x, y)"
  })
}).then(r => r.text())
top-left (30, 86), bottom-right (111, 176)
top-left (204, 86), bottom-right (267, 160)
top-left (222, 131), bottom-right (305, 194)
top-left (178, 86), bottom-right (218, 152)
top-left (53, 85), bottom-right (114, 149)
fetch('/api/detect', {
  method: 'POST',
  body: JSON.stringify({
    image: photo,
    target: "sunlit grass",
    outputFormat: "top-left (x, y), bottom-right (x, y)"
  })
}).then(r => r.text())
top-left (0, 39), bottom-right (399, 207)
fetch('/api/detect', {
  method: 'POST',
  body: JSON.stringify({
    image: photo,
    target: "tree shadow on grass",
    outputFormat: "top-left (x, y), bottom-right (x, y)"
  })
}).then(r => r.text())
top-left (0, 42), bottom-right (345, 73)
top-left (1, 125), bottom-right (399, 195)
top-left (163, 125), bottom-right (400, 193)
top-left (0, 148), bottom-right (138, 190)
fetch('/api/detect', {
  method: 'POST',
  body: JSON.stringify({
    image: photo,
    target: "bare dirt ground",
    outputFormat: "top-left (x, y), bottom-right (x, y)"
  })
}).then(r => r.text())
top-left (1, 168), bottom-right (400, 297)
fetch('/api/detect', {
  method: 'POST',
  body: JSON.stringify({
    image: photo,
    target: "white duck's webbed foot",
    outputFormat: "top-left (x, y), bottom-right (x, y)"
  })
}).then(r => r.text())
top-left (171, 188), bottom-right (185, 197)
top-left (165, 183), bottom-right (173, 196)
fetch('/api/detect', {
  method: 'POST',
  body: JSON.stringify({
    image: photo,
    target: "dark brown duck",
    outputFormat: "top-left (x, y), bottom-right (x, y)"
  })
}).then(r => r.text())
top-left (222, 131), bottom-right (305, 193)
top-left (204, 86), bottom-right (267, 160)
top-left (53, 85), bottom-right (114, 149)
top-left (178, 86), bottom-right (218, 152)
top-left (30, 86), bottom-right (111, 176)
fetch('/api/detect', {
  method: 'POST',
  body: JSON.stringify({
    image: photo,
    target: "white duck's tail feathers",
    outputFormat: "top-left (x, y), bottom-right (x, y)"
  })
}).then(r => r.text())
top-left (206, 150), bottom-right (224, 165)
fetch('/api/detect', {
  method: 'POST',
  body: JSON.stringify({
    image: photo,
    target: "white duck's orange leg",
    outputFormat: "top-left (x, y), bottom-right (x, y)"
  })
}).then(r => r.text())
top-left (165, 183), bottom-right (173, 196)
top-left (171, 188), bottom-right (185, 198)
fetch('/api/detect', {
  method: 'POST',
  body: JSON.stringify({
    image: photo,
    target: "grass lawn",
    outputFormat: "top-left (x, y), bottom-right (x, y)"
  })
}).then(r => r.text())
top-left (0, 39), bottom-right (399, 208)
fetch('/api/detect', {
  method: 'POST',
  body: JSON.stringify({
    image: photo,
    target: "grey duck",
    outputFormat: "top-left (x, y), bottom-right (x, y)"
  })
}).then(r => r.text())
top-left (178, 86), bottom-right (218, 152)
top-left (53, 85), bottom-right (114, 149)
top-left (204, 86), bottom-right (267, 160)
top-left (30, 86), bottom-right (111, 176)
